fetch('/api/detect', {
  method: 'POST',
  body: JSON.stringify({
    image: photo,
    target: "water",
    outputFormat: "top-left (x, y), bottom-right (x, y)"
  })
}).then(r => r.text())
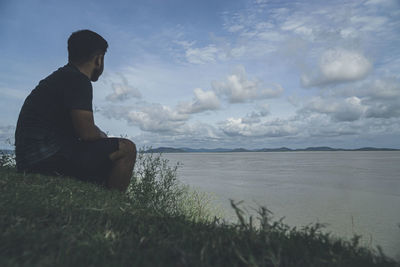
top-left (164, 151), bottom-right (400, 259)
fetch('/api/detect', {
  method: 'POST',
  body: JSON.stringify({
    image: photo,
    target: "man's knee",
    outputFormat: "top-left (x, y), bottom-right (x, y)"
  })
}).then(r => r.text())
top-left (118, 138), bottom-right (137, 158)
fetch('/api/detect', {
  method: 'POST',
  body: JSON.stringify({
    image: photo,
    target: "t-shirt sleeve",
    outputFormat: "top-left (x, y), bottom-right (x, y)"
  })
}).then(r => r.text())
top-left (63, 76), bottom-right (93, 111)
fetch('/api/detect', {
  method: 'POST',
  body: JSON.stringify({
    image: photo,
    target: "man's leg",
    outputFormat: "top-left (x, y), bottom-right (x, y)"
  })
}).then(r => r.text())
top-left (107, 138), bottom-right (137, 192)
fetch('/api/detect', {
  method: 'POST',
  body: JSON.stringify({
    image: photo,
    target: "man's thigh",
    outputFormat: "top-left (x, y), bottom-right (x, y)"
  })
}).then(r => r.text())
top-left (29, 137), bottom-right (120, 185)
top-left (64, 137), bottom-right (120, 184)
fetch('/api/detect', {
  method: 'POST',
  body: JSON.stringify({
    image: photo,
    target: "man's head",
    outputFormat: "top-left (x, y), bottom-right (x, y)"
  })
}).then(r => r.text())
top-left (68, 30), bottom-right (108, 82)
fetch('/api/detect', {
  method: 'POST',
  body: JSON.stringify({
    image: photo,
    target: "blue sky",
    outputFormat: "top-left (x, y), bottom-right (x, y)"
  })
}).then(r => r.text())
top-left (1, 0), bottom-right (400, 149)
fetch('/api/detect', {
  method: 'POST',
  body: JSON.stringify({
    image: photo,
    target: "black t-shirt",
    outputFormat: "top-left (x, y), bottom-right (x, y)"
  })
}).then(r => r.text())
top-left (15, 63), bottom-right (93, 170)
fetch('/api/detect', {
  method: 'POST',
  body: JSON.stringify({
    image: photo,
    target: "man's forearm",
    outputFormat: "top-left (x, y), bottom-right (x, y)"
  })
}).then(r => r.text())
top-left (95, 125), bottom-right (108, 138)
top-left (79, 125), bottom-right (105, 141)
top-left (70, 110), bottom-right (107, 141)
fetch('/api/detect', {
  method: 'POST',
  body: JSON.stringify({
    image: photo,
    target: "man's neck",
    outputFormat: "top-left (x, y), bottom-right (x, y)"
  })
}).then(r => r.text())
top-left (70, 62), bottom-right (91, 80)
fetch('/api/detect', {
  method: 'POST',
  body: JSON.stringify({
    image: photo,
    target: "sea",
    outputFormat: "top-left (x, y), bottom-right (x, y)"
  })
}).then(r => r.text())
top-left (163, 151), bottom-right (400, 260)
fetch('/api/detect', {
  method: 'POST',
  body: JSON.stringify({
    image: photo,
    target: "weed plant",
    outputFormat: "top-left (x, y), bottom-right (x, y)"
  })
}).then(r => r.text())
top-left (0, 151), bottom-right (15, 168)
top-left (127, 148), bottom-right (220, 221)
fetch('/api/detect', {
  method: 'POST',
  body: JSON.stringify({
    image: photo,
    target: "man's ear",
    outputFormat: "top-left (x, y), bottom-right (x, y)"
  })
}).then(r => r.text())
top-left (94, 54), bottom-right (103, 67)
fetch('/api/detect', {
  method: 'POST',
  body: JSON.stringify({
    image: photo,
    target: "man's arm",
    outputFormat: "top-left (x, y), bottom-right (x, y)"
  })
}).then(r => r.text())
top-left (71, 109), bottom-right (106, 141)
top-left (95, 125), bottom-right (108, 138)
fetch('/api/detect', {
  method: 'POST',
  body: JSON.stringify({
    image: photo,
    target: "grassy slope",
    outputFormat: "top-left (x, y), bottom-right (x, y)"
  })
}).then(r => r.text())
top-left (0, 166), bottom-right (399, 267)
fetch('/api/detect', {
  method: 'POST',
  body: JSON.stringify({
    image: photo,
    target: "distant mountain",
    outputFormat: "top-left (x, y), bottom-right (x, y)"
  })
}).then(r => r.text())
top-left (257, 147), bottom-right (293, 152)
top-left (4, 146), bottom-right (399, 155)
top-left (302, 147), bottom-right (341, 151)
top-left (145, 147), bottom-right (186, 153)
top-left (230, 148), bottom-right (251, 152)
top-left (145, 146), bottom-right (400, 153)
top-left (178, 147), bottom-right (233, 153)
top-left (354, 147), bottom-right (399, 151)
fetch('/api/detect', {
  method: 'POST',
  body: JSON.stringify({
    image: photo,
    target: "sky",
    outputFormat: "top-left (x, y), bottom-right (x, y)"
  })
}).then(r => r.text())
top-left (1, 0), bottom-right (400, 149)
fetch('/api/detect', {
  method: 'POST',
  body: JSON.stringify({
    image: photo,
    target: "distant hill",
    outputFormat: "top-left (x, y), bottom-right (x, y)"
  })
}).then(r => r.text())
top-left (179, 147), bottom-right (233, 153)
top-left (4, 147), bottom-right (399, 155)
top-left (354, 147), bottom-right (399, 151)
top-left (230, 148), bottom-right (251, 152)
top-left (145, 146), bottom-right (400, 153)
top-left (144, 147), bottom-right (186, 153)
top-left (256, 147), bottom-right (292, 152)
top-left (302, 146), bottom-right (339, 151)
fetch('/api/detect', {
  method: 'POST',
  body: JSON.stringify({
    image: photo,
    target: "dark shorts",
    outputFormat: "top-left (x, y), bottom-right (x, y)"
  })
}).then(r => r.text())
top-left (26, 137), bottom-right (120, 186)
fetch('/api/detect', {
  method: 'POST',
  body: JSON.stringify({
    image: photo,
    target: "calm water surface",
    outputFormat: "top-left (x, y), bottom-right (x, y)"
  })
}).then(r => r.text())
top-left (164, 151), bottom-right (400, 259)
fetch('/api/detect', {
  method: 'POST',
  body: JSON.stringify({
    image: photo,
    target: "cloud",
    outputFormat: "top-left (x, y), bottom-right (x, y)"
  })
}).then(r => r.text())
top-left (364, 78), bottom-right (400, 100)
top-left (241, 104), bottom-right (270, 124)
top-left (101, 103), bottom-right (189, 133)
top-left (334, 77), bottom-right (400, 119)
top-left (301, 49), bottom-right (372, 87)
top-left (173, 40), bottom-right (221, 64)
top-left (297, 113), bottom-right (360, 137)
top-left (220, 117), bottom-right (297, 137)
top-left (212, 66), bottom-right (283, 103)
top-left (365, 102), bottom-right (400, 119)
top-left (363, 79), bottom-right (400, 119)
top-left (177, 88), bottom-right (220, 114)
top-left (364, 0), bottom-right (397, 6)
top-left (131, 121), bottom-right (222, 148)
top-left (364, 78), bottom-right (400, 118)
top-left (227, 24), bottom-right (245, 33)
top-left (350, 15), bottom-right (388, 32)
top-left (105, 74), bottom-right (142, 102)
top-left (185, 45), bottom-right (219, 64)
top-left (127, 105), bottom-right (187, 132)
top-left (0, 125), bottom-right (15, 147)
top-left (301, 96), bottom-right (367, 122)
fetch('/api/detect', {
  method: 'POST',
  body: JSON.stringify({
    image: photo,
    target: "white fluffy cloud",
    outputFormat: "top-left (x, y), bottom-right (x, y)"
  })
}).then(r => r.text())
top-left (301, 49), bottom-right (372, 87)
top-left (177, 88), bottom-right (220, 114)
top-left (105, 74), bottom-right (142, 102)
top-left (220, 117), bottom-right (297, 138)
top-left (102, 104), bottom-right (189, 133)
top-left (212, 66), bottom-right (283, 103)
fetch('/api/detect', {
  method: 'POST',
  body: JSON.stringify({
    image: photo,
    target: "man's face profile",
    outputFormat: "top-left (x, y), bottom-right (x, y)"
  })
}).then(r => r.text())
top-left (90, 55), bottom-right (104, 82)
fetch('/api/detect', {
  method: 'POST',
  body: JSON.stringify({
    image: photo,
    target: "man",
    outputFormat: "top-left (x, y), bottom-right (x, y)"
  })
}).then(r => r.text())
top-left (14, 29), bottom-right (136, 192)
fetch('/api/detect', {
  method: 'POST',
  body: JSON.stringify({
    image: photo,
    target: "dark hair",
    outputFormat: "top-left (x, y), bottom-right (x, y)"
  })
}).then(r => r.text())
top-left (68, 29), bottom-right (108, 64)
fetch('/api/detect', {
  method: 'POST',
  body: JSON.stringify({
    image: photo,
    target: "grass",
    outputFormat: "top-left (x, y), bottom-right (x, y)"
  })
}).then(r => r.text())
top-left (0, 151), bottom-right (399, 267)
